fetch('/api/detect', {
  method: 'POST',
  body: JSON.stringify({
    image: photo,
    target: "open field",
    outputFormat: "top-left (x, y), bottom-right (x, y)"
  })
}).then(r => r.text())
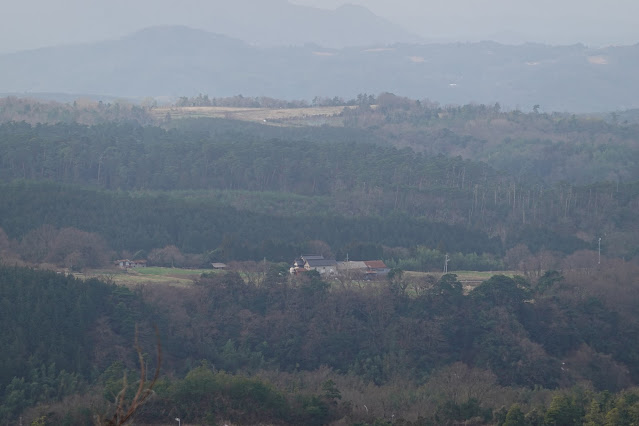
top-left (150, 105), bottom-right (355, 125)
top-left (135, 266), bottom-right (213, 276)
top-left (75, 267), bottom-right (216, 287)
top-left (77, 266), bottom-right (519, 290)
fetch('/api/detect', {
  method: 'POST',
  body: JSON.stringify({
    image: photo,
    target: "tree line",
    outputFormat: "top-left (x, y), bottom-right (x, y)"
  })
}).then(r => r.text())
top-left (5, 261), bottom-right (639, 424)
top-left (0, 265), bottom-right (144, 420)
top-left (2, 119), bottom-right (635, 258)
top-left (0, 181), bottom-right (503, 264)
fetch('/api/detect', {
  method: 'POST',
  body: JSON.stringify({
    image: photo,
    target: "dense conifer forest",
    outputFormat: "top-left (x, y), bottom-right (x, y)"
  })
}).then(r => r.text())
top-left (1, 96), bottom-right (639, 424)
top-left (1, 115), bottom-right (637, 261)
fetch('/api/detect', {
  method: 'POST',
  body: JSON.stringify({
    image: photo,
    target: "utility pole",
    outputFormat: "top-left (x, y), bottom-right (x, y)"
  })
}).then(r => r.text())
top-left (444, 254), bottom-right (449, 274)
top-left (598, 237), bottom-right (601, 265)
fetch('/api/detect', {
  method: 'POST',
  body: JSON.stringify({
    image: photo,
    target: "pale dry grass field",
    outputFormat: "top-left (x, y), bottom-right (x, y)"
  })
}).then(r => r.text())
top-left (151, 105), bottom-right (355, 125)
top-left (75, 267), bottom-right (215, 287)
top-left (77, 266), bottom-right (518, 292)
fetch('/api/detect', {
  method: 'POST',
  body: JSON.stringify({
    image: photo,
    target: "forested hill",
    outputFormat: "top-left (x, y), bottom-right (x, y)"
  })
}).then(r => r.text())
top-left (0, 265), bottom-right (146, 421)
top-left (1, 98), bottom-right (639, 423)
top-left (0, 117), bottom-right (637, 260)
top-left (5, 262), bottom-right (639, 424)
top-left (0, 181), bottom-right (504, 261)
top-left (0, 121), bottom-right (498, 194)
top-left (3, 95), bottom-right (639, 187)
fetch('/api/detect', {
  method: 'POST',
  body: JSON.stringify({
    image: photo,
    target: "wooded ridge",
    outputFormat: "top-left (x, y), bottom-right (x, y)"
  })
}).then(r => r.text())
top-left (1, 95), bottom-right (639, 424)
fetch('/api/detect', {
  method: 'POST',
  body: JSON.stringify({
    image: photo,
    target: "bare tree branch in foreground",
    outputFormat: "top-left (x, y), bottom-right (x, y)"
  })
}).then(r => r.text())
top-left (95, 325), bottom-right (162, 426)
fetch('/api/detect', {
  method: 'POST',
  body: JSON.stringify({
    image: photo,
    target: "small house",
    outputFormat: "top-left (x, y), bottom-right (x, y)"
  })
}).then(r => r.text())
top-left (211, 263), bottom-right (228, 270)
top-left (290, 254), bottom-right (338, 275)
top-left (115, 259), bottom-right (147, 269)
top-left (364, 260), bottom-right (390, 275)
top-left (131, 259), bottom-right (147, 268)
top-left (304, 258), bottom-right (338, 275)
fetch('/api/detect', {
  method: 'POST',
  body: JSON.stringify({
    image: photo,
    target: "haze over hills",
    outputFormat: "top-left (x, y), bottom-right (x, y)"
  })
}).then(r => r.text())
top-left (3, 5), bottom-right (639, 420)
top-left (2, 26), bottom-right (639, 112)
top-left (0, 0), bottom-right (421, 53)
top-left (3, 0), bottom-right (639, 53)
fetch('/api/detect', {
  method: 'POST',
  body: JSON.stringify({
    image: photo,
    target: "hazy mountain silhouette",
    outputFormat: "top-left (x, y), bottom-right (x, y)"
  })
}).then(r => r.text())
top-left (0, 0), bottom-right (421, 53)
top-left (210, 2), bottom-right (424, 47)
top-left (1, 26), bottom-right (638, 112)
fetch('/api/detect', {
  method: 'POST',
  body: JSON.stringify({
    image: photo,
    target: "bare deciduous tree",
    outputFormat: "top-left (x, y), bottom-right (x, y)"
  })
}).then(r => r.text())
top-left (95, 326), bottom-right (162, 426)
top-left (148, 245), bottom-right (185, 268)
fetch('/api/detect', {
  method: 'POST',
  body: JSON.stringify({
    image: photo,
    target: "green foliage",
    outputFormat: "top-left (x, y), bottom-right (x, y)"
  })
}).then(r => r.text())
top-left (536, 270), bottom-right (563, 294)
top-left (435, 398), bottom-right (492, 424)
top-left (0, 181), bottom-right (501, 259)
top-left (0, 265), bottom-right (150, 422)
top-left (4, 260), bottom-right (639, 421)
top-left (30, 416), bottom-right (46, 426)
top-left (295, 394), bottom-right (330, 426)
top-left (0, 121), bottom-right (496, 195)
top-left (0, 366), bottom-right (85, 421)
top-left (2, 118), bottom-right (638, 260)
top-left (544, 393), bottom-right (582, 426)
top-left (4, 102), bottom-right (639, 423)
top-left (430, 274), bottom-right (464, 305)
top-left (508, 227), bottom-right (588, 255)
top-left (321, 379), bottom-right (342, 402)
top-left (390, 247), bottom-right (503, 272)
top-left (470, 275), bottom-right (531, 307)
top-left (140, 365), bottom-right (317, 425)
top-left (503, 404), bottom-right (525, 425)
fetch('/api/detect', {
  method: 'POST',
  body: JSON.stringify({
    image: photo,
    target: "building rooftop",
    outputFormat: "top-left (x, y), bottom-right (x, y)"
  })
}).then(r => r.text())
top-left (364, 260), bottom-right (388, 269)
top-left (306, 259), bottom-right (338, 267)
top-left (337, 261), bottom-right (368, 270)
top-left (301, 254), bottom-right (325, 261)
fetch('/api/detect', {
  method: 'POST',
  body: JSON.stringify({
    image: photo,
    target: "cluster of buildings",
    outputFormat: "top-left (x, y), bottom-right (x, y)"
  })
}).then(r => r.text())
top-left (290, 254), bottom-right (389, 279)
top-left (115, 259), bottom-right (147, 269)
top-left (113, 254), bottom-right (388, 279)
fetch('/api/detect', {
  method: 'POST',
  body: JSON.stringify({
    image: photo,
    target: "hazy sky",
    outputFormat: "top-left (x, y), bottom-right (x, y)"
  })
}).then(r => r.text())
top-left (1, 0), bottom-right (637, 53)
top-left (291, 0), bottom-right (639, 45)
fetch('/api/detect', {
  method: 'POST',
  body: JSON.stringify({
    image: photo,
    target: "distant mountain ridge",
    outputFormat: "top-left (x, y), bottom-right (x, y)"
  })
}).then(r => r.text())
top-left (0, 0), bottom-right (422, 53)
top-left (232, 2), bottom-right (423, 47)
top-left (1, 26), bottom-right (638, 112)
